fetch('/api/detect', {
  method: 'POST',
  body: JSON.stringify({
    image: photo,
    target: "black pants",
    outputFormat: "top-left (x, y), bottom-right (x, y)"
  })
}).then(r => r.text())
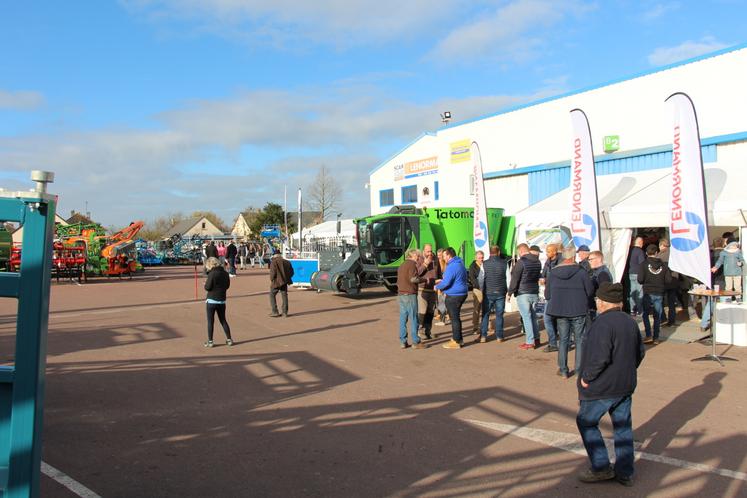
top-left (445, 294), bottom-right (467, 343)
top-left (206, 303), bottom-right (231, 341)
top-left (270, 285), bottom-right (289, 315)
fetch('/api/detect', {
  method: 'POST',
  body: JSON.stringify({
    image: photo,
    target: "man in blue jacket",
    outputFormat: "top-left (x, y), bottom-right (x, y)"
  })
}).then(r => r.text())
top-left (435, 247), bottom-right (469, 349)
top-left (546, 245), bottom-right (594, 378)
top-left (576, 282), bottom-right (645, 487)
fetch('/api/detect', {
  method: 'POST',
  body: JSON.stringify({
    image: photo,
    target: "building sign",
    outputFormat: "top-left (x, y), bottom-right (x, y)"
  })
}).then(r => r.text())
top-left (393, 163), bottom-right (404, 181)
top-left (603, 135), bottom-right (620, 153)
top-left (404, 156), bottom-right (438, 179)
top-left (450, 139), bottom-right (471, 163)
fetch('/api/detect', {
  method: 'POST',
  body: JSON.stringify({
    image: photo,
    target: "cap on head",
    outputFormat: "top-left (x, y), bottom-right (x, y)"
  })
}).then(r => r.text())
top-left (577, 245), bottom-right (590, 252)
top-left (596, 282), bottom-right (623, 304)
top-left (529, 245), bottom-right (541, 253)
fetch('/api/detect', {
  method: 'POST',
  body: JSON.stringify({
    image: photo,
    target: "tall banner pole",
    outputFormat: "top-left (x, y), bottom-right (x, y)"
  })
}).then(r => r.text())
top-left (569, 109), bottom-right (601, 251)
top-left (284, 185), bottom-right (288, 243)
top-left (665, 92), bottom-right (711, 288)
top-left (471, 141), bottom-right (490, 256)
top-left (297, 187), bottom-right (303, 253)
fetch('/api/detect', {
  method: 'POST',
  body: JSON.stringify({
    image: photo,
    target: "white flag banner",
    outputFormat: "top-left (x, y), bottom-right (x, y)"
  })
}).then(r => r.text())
top-left (298, 187), bottom-right (303, 249)
top-left (471, 141), bottom-right (489, 254)
top-left (569, 109), bottom-right (601, 251)
top-left (666, 92), bottom-right (711, 287)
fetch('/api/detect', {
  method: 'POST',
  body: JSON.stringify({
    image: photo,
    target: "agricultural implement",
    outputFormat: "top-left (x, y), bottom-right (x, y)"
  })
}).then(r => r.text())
top-left (311, 205), bottom-right (515, 295)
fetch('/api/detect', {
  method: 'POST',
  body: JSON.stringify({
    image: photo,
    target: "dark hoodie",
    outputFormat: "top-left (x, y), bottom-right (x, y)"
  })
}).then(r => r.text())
top-left (545, 263), bottom-right (594, 317)
top-left (637, 256), bottom-right (671, 295)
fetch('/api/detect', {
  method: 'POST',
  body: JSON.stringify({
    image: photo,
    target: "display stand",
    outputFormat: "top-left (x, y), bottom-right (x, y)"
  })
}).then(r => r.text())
top-left (689, 288), bottom-right (740, 366)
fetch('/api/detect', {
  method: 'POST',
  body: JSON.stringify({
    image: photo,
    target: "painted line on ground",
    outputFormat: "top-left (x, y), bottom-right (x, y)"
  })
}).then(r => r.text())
top-left (42, 461), bottom-right (101, 498)
top-left (463, 419), bottom-right (747, 482)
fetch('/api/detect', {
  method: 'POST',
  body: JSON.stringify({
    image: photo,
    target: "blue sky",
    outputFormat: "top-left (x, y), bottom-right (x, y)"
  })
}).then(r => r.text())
top-left (1, 0), bottom-right (746, 228)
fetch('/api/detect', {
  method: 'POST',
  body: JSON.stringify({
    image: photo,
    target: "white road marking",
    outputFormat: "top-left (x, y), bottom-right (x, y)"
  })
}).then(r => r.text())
top-left (41, 461), bottom-right (101, 498)
top-left (463, 419), bottom-right (747, 482)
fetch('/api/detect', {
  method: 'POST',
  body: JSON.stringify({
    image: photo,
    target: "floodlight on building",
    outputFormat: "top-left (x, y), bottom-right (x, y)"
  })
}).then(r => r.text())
top-left (441, 111), bottom-right (452, 124)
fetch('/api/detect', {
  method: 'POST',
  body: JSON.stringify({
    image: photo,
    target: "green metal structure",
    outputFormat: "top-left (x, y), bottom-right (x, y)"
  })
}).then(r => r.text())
top-left (311, 205), bottom-right (515, 294)
top-left (356, 206), bottom-right (515, 290)
top-left (0, 171), bottom-right (56, 497)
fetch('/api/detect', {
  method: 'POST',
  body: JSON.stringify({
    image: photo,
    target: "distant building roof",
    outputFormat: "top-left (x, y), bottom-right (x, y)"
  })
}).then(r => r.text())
top-left (163, 216), bottom-right (224, 238)
top-left (66, 211), bottom-right (95, 225)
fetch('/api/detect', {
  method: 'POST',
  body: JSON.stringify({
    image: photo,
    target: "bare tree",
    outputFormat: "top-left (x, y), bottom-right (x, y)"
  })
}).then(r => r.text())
top-left (307, 165), bottom-right (342, 221)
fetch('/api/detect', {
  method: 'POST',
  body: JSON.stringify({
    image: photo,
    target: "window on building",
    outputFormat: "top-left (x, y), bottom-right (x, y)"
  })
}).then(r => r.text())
top-left (434, 181), bottom-right (439, 201)
top-left (379, 189), bottom-right (394, 207)
top-left (401, 185), bottom-right (417, 204)
top-left (202, 222), bottom-right (206, 229)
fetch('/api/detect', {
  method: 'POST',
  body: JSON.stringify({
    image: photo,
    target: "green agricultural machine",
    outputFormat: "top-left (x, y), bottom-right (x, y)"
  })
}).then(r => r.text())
top-left (310, 205), bottom-right (515, 295)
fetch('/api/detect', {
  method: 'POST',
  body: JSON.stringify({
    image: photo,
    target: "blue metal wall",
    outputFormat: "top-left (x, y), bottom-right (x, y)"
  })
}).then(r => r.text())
top-left (528, 144), bottom-right (717, 205)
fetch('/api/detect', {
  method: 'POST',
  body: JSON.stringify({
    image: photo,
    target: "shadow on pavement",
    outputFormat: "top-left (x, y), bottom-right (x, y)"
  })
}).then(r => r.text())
top-left (40, 352), bottom-right (746, 497)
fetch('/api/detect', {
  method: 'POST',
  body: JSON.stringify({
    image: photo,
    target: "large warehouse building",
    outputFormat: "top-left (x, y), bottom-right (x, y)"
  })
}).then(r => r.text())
top-left (368, 44), bottom-right (747, 276)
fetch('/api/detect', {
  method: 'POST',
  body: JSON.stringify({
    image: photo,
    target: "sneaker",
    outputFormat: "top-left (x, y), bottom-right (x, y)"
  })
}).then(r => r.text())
top-left (226, 339), bottom-right (234, 347)
top-left (283, 313), bottom-right (289, 317)
top-left (434, 320), bottom-right (446, 326)
top-left (556, 369), bottom-right (570, 379)
top-left (518, 343), bottom-right (535, 350)
top-left (643, 337), bottom-right (653, 344)
top-left (204, 340), bottom-right (214, 348)
top-left (578, 466), bottom-right (615, 483)
top-left (442, 340), bottom-right (461, 349)
top-left (652, 339), bottom-right (661, 345)
top-left (400, 342), bottom-right (409, 349)
top-left (412, 342), bottom-right (427, 350)
top-left (269, 313), bottom-right (281, 317)
top-left (616, 475), bottom-right (634, 487)
top-left (495, 337), bottom-right (505, 343)
top-left (543, 345), bottom-right (559, 353)
top-left (479, 336), bottom-right (487, 343)
top-left (424, 332), bottom-right (432, 340)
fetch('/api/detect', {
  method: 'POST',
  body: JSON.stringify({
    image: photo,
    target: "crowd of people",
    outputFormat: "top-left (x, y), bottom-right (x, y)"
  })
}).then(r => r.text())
top-left (396, 234), bottom-right (743, 371)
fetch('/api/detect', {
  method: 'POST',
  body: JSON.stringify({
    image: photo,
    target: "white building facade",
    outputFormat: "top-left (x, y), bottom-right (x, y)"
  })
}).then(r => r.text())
top-left (368, 44), bottom-right (747, 240)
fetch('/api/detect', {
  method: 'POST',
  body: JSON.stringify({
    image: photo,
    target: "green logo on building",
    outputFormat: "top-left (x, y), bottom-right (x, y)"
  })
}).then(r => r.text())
top-left (603, 135), bottom-right (620, 153)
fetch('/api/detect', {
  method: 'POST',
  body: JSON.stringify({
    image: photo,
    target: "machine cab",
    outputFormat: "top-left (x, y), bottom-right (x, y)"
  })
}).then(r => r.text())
top-left (356, 214), bottom-right (419, 269)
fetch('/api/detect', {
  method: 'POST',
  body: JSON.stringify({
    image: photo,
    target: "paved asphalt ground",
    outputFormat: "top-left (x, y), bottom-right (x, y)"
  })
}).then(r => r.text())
top-left (1, 265), bottom-right (746, 497)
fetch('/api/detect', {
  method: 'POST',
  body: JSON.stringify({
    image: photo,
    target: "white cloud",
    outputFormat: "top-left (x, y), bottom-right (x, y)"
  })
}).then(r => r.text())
top-left (122, 0), bottom-right (463, 48)
top-left (641, 2), bottom-right (680, 22)
top-left (647, 36), bottom-right (729, 66)
top-left (0, 89), bottom-right (45, 110)
top-left (427, 0), bottom-right (592, 63)
top-left (0, 83), bottom-right (562, 226)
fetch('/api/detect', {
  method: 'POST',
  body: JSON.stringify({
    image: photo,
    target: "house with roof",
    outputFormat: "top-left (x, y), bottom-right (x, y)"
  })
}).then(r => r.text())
top-left (163, 217), bottom-right (224, 239)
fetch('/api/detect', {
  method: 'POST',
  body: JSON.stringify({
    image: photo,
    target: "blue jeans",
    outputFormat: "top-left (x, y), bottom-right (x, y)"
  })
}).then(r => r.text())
top-left (543, 299), bottom-right (557, 347)
top-left (398, 294), bottom-right (420, 345)
top-left (664, 288), bottom-right (678, 325)
top-left (700, 298), bottom-right (711, 329)
top-left (515, 293), bottom-right (539, 344)
top-left (445, 294), bottom-right (467, 343)
top-left (577, 396), bottom-right (635, 479)
top-left (642, 293), bottom-right (663, 339)
top-left (481, 293), bottom-right (506, 339)
top-left (628, 274), bottom-right (642, 314)
top-left (556, 315), bottom-right (586, 374)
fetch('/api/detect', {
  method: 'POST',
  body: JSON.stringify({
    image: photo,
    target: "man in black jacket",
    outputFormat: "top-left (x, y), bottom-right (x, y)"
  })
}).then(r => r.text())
top-left (480, 245), bottom-right (508, 342)
top-left (508, 243), bottom-right (542, 349)
top-left (546, 245), bottom-right (594, 378)
top-left (226, 240), bottom-right (238, 277)
top-left (576, 282), bottom-right (644, 487)
top-left (638, 244), bottom-right (671, 344)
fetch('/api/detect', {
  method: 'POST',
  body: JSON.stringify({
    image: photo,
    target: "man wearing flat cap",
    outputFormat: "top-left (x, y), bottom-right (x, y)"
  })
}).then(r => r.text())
top-left (575, 282), bottom-right (645, 488)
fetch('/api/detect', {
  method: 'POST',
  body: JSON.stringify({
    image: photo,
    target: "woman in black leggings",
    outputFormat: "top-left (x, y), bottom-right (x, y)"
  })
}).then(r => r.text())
top-left (204, 257), bottom-right (233, 347)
